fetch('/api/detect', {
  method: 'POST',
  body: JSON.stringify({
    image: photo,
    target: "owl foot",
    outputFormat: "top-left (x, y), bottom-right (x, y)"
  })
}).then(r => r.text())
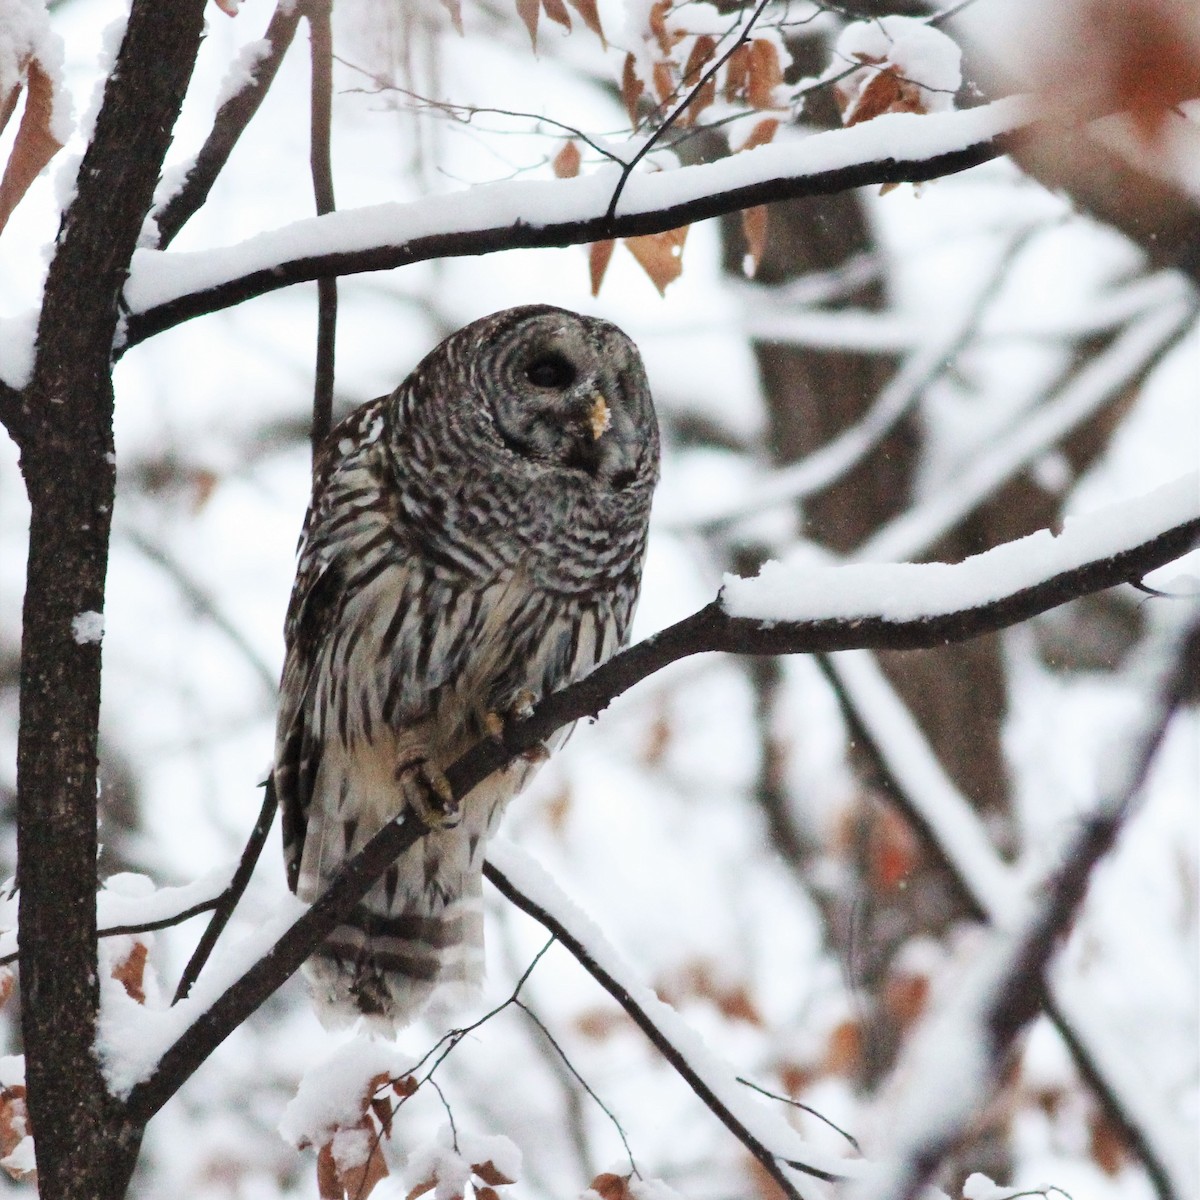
top-left (484, 691), bottom-right (548, 765)
top-left (396, 755), bottom-right (459, 830)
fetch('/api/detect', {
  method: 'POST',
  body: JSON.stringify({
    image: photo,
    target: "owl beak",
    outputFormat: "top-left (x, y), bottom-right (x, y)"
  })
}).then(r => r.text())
top-left (588, 393), bottom-right (611, 440)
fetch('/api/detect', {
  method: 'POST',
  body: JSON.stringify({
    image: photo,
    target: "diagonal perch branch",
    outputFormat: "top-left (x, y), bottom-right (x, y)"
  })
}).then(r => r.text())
top-left (120, 493), bottom-right (1198, 1126)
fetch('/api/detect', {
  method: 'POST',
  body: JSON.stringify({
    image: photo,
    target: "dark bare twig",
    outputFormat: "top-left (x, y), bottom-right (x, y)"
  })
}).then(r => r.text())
top-left (305, 0), bottom-right (337, 461)
top-left (119, 514), bottom-right (1197, 1129)
top-left (514, 998), bottom-right (640, 1178)
top-left (348, 941), bottom-right (556, 1200)
top-left (736, 1076), bottom-right (862, 1153)
top-left (605, 0), bottom-right (773, 222)
top-left (153, 1), bottom-right (304, 248)
top-left (172, 778), bottom-right (278, 1003)
top-left (0, 895), bottom-right (222, 968)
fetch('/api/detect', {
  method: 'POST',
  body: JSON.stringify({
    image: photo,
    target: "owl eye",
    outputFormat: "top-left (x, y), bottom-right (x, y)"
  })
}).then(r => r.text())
top-left (524, 353), bottom-right (576, 389)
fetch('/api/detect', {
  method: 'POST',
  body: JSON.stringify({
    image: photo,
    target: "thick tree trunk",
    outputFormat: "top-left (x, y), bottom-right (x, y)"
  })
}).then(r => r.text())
top-left (14, 1), bottom-right (206, 1193)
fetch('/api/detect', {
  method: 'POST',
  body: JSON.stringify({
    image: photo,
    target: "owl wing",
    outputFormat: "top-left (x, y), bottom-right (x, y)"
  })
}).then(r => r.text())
top-left (274, 396), bottom-right (401, 893)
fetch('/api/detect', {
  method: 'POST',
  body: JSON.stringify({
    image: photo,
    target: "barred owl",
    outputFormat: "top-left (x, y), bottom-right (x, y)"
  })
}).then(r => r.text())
top-left (273, 305), bottom-right (659, 1031)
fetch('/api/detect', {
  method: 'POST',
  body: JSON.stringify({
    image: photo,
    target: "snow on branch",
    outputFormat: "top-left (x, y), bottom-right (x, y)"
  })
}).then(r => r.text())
top-left (0, 868), bottom-right (232, 968)
top-left (720, 474), bottom-right (1197, 624)
top-left (119, 98), bottom-right (1030, 345)
top-left (484, 841), bottom-right (852, 1199)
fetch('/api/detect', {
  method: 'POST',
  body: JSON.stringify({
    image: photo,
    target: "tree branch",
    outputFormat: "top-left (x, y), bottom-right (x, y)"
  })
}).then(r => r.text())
top-left (152, 0), bottom-right (304, 249)
top-left (171, 779), bottom-right (277, 1003)
top-left (16, 0), bottom-right (208, 1190)
top-left (119, 497), bottom-right (1196, 1125)
top-left (305, 0), bottom-right (337, 460)
top-left (484, 852), bottom-right (838, 1196)
top-left (122, 102), bottom-right (1026, 346)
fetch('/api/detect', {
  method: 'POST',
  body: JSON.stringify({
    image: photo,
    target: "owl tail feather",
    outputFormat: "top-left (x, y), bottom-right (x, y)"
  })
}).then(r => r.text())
top-left (303, 881), bottom-right (484, 1033)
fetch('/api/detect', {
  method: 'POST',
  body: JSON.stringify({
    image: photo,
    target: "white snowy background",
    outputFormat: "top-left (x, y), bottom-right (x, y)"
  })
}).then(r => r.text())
top-left (0, 0), bottom-right (1196, 1197)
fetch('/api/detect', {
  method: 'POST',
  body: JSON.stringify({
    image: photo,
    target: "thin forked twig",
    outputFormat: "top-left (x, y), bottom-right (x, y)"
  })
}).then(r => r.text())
top-left (605, 0), bottom-right (774, 221)
top-left (172, 778), bottom-right (278, 1002)
top-left (306, 0), bottom-right (338, 461)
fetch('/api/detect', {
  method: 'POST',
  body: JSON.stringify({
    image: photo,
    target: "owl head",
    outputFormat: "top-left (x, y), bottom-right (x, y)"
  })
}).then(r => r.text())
top-left (453, 305), bottom-right (660, 495)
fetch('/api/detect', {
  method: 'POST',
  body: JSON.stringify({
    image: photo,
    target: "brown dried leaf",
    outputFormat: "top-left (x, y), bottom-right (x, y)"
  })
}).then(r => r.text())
top-left (439, 0), bottom-right (464, 35)
top-left (317, 1144), bottom-right (343, 1200)
top-left (111, 940), bottom-right (149, 1004)
top-left (883, 968), bottom-right (929, 1028)
top-left (739, 206), bottom-right (769, 274)
top-left (647, 0), bottom-right (674, 55)
top-left (777, 1061), bottom-right (814, 1097)
top-left (746, 1153), bottom-right (787, 1200)
top-left (590, 1173), bottom-right (635, 1200)
top-left (473, 1160), bottom-right (516, 1187)
top-left (0, 62), bottom-right (65, 238)
top-left (406, 1178), bottom-right (437, 1200)
top-left (741, 117), bottom-right (779, 152)
top-left (553, 139), bottom-right (581, 178)
top-left (821, 1017), bottom-right (862, 1076)
top-left (340, 1139), bottom-right (389, 1200)
top-left (0, 86), bottom-right (19, 139)
top-left (682, 34), bottom-right (717, 86)
top-left (0, 1084), bottom-right (33, 1183)
top-left (575, 1006), bottom-right (626, 1040)
top-left (213, 0), bottom-right (242, 14)
top-left (723, 43), bottom-right (750, 102)
top-left (566, 0), bottom-right (605, 46)
top-left (368, 1095), bottom-right (393, 1138)
top-left (588, 239), bottom-right (616, 296)
top-left (477, 1190), bottom-right (501, 1200)
top-left (747, 38), bottom-right (783, 109)
top-left (542, 0), bottom-right (571, 32)
top-left (867, 807), bottom-right (920, 891)
top-left (683, 76), bottom-right (716, 126)
top-left (392, 1074), bottom-right (420, 1099)
top-left (318, 1116), bottom-right (390, 1200)
top-left (652, 60), bottom-right (675, 104)
top-left (621, 53), bottom-right (644, 125)
top-left (515, 0), bottom-right (540, 50)
top-left (0, 968), bottom-right (13, 1011)
top-left (837, 58), bottom-right (926, 126)
top-left (190, 467), bottom-right (220, 512)
top-left (1090, 1109), bottom-right (1129, 1176)
top-left (624, 224), bottom-right (688, 296)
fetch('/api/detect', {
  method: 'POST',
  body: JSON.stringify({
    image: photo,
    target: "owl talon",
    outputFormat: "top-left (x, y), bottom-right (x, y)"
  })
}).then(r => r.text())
top-left (483, 689), bottom-right (538, 743)
top-left (398, 758), bottom-right (460, 829)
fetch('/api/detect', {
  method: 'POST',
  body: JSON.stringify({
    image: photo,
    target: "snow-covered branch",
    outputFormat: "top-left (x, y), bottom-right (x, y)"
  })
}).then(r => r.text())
top-left (119, 99), bottom-right (1030, 346)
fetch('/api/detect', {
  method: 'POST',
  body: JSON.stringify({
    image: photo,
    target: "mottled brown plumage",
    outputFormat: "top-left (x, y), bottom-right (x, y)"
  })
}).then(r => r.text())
top-left (273, 305), bottom-right (659, 1029)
